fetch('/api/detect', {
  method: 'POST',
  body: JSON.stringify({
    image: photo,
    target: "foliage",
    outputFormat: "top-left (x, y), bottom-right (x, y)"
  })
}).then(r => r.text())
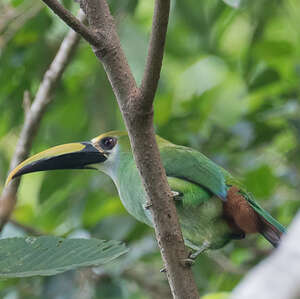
top-left (1, 0), bottom-right (300, 298)
top-left (0, 237), bottom-right (127, 278)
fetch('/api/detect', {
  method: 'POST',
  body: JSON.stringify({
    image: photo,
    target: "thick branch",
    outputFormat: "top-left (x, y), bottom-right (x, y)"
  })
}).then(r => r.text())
top-left (0, 11), bottom-right (84, 230)
top-left (231, 213), bottom-right (299, 299)
top-left (42, 0), bottom-right (200, 297)
top-left (140, 0), bottom-right (170, 111)
top-left (124, 116), bottom-right (199, 299)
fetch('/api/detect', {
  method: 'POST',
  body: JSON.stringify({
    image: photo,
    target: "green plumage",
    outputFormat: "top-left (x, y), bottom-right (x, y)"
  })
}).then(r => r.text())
top-left (8, 130), bottom-right (286, 254)
top-left (99, 133), bottom-right (285, 251)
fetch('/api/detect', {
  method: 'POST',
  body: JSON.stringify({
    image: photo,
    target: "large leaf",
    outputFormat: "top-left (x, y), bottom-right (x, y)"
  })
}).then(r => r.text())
top-left (0, 236), bottom-right (128, 278)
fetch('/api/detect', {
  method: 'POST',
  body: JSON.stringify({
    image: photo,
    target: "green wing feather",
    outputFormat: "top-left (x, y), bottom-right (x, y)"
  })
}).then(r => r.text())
top-left (158, 141), bottom-right (227, 200)
top-left (157, 136), bottom-right (285, 236)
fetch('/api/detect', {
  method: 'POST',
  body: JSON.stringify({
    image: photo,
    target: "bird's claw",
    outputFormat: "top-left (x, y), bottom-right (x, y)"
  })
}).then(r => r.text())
top-left (143, 202), bottom-right (152, 209)
top-left (161, 255), bottom-right (196, 272)
top-left (182, 258), bottom-right (195, 267)
top-left (160, 251), bottom-right (199, 272)
top-left (186, 241), bottom-right (210, 263)
top-left (189, 252), bottom-right (200, 260)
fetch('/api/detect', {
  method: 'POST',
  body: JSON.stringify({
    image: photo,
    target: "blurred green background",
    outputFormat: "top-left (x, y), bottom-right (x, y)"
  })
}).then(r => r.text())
top-left (0, 0), bottom-right (300, 298)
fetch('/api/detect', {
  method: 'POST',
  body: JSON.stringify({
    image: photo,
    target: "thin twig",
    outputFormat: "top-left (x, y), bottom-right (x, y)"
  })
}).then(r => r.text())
top-left (0, 10), bottom-right (85, 231)
top-left (41, 0), bottom-right (102, 48)
top-left (22, 90), bottom-right (31, 116)
top-left (140, 0), bottom-right (170, 112)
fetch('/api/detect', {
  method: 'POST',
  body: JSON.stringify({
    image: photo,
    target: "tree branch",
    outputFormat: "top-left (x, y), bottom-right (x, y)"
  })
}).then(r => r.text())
top-left (41, 0), bottom-right (200, 297)
top-left (41, 0), bottom-right (101, 47)
top-left (231, 213), bottom-right (299, 299)
top-left (0, 10), bottom-right (85, 230)
top-left (140, 0), bottom-right (170, 111)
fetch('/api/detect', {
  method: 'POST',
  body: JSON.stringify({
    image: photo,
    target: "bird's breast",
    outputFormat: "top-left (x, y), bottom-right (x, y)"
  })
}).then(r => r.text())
top-left (113, 161), bottom-right (153, 227)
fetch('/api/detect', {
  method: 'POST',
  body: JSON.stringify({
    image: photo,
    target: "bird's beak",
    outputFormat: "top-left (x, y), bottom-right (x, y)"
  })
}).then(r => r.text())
top-left (5, 141), bottom-right (107, 186)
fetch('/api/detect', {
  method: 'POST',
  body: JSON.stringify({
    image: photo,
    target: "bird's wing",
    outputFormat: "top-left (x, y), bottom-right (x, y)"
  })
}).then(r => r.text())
top-left (159, 145), bottom-right (227, 200)
top-left (160, 144), bottom-right (286, 244)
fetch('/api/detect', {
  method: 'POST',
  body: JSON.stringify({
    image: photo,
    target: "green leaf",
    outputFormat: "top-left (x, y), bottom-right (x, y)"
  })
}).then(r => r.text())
top-left (0, 236), bottom-right (128, 278)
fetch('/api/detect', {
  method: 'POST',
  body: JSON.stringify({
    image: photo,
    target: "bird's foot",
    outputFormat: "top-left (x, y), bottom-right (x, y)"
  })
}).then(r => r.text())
top-left (160, 257), bottom-right (194, 272)
top-left (182, 257), bottom-right (195, 267)
top-left (182, 251), bottom-right (198, 267)
top-left (184, 241), bottom-right (211, 266)
top-left (171, 190), bottom-right (183, 201)
top-left (161, 245), bottom-right (208, 270)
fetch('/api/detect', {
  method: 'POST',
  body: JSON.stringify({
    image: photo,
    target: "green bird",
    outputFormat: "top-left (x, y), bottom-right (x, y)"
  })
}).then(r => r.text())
top-left (6, 131), bottom-right (285, 259)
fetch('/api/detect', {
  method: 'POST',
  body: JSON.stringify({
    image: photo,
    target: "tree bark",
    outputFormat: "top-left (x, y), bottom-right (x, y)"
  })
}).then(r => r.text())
top-left (39, 1), bottom-right (200, 298)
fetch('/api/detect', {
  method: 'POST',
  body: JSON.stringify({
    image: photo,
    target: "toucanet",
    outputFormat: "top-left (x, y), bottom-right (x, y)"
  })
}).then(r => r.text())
top-left (6, 131), bottom-right (286, 260)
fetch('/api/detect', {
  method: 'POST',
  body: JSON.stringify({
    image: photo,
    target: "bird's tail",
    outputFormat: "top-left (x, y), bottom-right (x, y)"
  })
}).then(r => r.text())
top-left (243, 192), bottom-right (286, 247)
top-left (259, 216), bottom-right (285, 247)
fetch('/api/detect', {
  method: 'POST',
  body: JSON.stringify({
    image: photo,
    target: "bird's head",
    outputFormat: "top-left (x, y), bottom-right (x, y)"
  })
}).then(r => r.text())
top-left (5, 131), bottom-right (131, 186)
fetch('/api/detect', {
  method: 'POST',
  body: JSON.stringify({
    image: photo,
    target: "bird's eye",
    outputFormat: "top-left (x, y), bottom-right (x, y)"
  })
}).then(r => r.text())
top-left (99, 137), bottom-right (117, 150)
